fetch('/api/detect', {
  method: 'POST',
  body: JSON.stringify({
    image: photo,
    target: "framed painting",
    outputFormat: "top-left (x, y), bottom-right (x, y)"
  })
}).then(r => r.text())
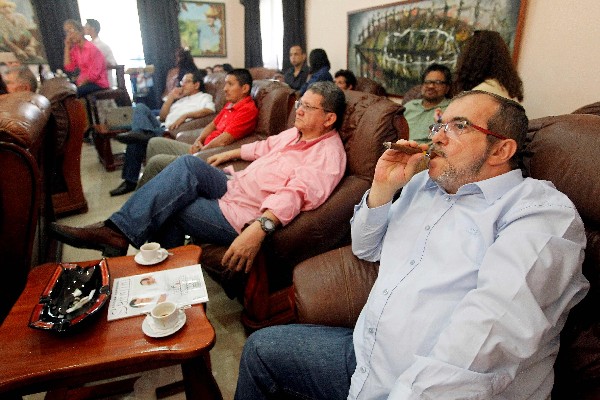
top-left (0, 0), bottom-right (47, 64)
top-left (348, 0), bottom-right (527, 96)
top-left (179, 1), bottom-right (226, 57)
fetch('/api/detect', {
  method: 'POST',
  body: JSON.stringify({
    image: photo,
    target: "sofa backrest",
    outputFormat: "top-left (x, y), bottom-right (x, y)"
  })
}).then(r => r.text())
top-left (39, 77), bottom-right (78, 155)
top-left (251, 79), bottom-right (296, 139)
top-left (203, 71), bottom-right (228, 112)
top-left (340, 90), bottom-right (407, 179)
top-left (524, 113), bottom-right (600, 397)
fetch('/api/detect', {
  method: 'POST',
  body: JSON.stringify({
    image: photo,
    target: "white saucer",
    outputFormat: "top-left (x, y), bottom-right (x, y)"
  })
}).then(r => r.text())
top-left (135, 248), bottom-right (168, 266)
top-left (142, 312), bottom-right (186, 338)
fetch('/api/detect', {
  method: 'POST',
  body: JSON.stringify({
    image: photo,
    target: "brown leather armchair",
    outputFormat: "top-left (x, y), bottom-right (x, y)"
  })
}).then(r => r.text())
top-left (293, 112), bottom-right (600, 399)
top-left (200, 90), bottom-right (407, 330)
top-left (39, 77), bottom-right (88, 216)
top-left (0, 92), bottom-right (51, 323)
top-left (175, 79), bottom-right (296, 149)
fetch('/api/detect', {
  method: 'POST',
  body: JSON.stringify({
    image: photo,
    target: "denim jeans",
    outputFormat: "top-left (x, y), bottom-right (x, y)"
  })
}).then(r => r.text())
top-left (121, 103), bottom-right (165, 183)
top-left (235, 324), bottom-right (356, 400)
top-left (77, 82), bottom-right (104, 97)
top-left (110, 155), bottom-right (238, 248)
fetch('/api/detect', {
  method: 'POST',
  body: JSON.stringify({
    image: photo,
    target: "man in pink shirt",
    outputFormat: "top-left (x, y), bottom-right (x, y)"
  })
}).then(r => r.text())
top-left (51, 81), bottom-right (347, 272)
top-left (63, 19), bottom-right (109, 97)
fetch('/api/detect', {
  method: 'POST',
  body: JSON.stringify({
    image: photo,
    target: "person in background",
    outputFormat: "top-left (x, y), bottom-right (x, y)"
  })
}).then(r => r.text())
top-left (299, 48), bottom-right (333, 96)
top-left (283, 44), bottom-right (309, 91)
top-left (50, 82), bottom-right (347, 281)
top-left (205, 66), bottom-right (213, 75)
top-left (2, 65), bottom-right (37, 93)
top-left (109, 70), bottom-right (215, 196)
top-left (403, 63), bottom-right (452, 143)
top-left (334, 69), bottom-right (357, 91)
top-left (213, 64), bottom-right (225, 73)
top-left (222, 63), bottom-right (234, 73)
top-left (84, 19), bottom-right (117, 87)
top-left (454, 30), bottom-right (523, 101)
top-left (63, 19), bottom-right (109, 97)
top-left (163, 47), bottom-right (198, 100)
top-left (136, 68), bottom-right (259, 188)
top-left (234, 90), bottom-right (589, 400)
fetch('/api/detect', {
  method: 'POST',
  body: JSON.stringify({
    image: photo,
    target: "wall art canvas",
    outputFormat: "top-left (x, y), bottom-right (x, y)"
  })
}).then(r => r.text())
top-left (348, 0), bottom-right (526, 96)
top-left (179, 1), bottom-right (226, 57)
top-left (0, 0), bottom-right (46, 64)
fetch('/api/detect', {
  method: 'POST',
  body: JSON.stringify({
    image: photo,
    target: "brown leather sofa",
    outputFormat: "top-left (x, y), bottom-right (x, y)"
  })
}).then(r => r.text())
top-left (39, 77), bottom-right (88, 216)
top-left (293, 111), bottom-right (600, 399)
top-left (199, 90), bottom-right (408, 330)
top-left (0, 91), bottom-right (52, 323)
top-left (174, 79), bottom-right (296, 149)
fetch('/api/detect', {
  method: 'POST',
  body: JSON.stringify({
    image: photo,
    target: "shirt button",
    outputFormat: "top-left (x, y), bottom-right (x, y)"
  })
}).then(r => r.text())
top-left (368, 327), bottom-right (374, 333)
top-left (446, 197), bottom-right (451, 202)
top-left (360, 366), bottom-right (367, 373)
top-left (383, 289), bottom-right (388, 295)
top-left (409, 260), bottom-right (415, 265)
top-left (425, 225), bottom-right (430, 230)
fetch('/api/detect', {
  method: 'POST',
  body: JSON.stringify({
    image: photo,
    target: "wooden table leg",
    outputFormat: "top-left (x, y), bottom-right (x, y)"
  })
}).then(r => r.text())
top-left (181, 354), bottom-right (223, 400)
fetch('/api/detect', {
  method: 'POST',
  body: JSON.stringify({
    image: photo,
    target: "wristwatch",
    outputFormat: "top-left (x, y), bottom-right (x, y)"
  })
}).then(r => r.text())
top-left (256, 216), bottom-right (276, 235)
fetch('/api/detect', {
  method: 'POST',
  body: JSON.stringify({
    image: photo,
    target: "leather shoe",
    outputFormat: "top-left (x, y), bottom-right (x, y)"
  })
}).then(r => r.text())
top-left (50, 222), bottom-right (129, 256)
top-left (115, 130), bottom-right (154, 144)
top-left (110, 181), bottom-right (136, 196)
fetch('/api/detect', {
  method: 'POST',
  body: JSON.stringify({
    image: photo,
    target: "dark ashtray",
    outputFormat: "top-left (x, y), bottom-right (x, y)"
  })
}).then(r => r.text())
top-left (29, 259), bottom-right (111, 333)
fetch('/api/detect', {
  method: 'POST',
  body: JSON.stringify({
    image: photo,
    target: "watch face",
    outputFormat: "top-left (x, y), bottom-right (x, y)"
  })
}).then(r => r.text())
top-left (259, 217), bottom-right (276, 232)
top-left (264, 219), bottom-right (275, 230)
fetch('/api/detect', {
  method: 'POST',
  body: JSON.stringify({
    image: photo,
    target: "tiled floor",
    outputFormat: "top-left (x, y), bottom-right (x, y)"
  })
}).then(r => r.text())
top-left (25, 140), bottom-right (246, 400)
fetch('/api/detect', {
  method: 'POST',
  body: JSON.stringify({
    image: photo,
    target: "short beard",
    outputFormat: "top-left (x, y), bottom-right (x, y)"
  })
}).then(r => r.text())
top-left (432, 145), bottom-right (491, 193)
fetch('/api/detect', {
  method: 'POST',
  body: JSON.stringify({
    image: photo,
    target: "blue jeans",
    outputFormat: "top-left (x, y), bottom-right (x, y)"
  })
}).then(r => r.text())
top-left (122, 103), bottom-right (165, 183)
top-left (110, 155), bottom-right (238, 248)
top-left (235, 324), bottom-right (356, 400)
top-left (77, 82), bottom-right (104, 97)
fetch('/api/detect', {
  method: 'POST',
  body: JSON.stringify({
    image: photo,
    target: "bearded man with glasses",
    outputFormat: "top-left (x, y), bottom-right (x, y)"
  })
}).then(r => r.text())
top-left (234, 90), bottom-right (589, 400)
top-left (403, 63), bottom-right (453, 144)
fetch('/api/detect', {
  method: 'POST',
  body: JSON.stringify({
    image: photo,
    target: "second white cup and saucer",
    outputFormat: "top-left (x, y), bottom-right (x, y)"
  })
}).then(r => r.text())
top-left (142, 301), bottom-right (187, 338)
top-left (135, 242), bottom-right (169, 266)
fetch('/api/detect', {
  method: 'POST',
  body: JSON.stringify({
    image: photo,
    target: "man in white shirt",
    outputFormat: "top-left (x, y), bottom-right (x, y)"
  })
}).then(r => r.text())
top-left (110, 70), bottom-right (215, 196)
top-left (234, 91), bottom-right (590, 399)
top-left (84, 19), bottom-right (117, 86)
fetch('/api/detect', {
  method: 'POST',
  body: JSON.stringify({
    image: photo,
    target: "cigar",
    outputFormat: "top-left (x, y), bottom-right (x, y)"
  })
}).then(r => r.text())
top-left (383, 142), bottom-right (426, 155)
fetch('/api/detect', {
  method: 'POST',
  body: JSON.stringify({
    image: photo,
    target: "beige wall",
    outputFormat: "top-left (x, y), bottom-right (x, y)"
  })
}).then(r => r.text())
top-left (193, 0), bottom-right (245, 71)
top-left (306, 0), bottom-right (600, 119)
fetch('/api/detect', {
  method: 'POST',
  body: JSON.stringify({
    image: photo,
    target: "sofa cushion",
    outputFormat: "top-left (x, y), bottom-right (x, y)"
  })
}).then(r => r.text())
top-left (526, 113), bottom-right (600, 397)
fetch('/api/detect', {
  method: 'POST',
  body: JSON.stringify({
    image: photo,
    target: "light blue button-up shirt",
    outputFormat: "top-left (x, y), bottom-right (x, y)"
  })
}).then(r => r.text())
top-left (349, 169), bottom-right (589, 400)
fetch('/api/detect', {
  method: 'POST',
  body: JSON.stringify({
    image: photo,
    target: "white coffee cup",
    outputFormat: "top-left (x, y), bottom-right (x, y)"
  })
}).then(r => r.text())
top-left (150, 301), bottom-right (180, 330)
top-left (140, 242), bottom-right (161, 262)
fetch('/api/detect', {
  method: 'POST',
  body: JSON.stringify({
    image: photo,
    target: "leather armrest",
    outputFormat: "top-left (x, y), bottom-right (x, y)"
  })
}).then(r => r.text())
top-left (172, 114), bottom-right (215, 138)
top-left (293, 245), bottom-right (378, 327)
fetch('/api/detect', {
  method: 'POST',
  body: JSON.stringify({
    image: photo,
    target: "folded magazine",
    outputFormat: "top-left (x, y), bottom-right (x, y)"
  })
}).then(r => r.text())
top-left (107, 264), bottom-right (209, 321)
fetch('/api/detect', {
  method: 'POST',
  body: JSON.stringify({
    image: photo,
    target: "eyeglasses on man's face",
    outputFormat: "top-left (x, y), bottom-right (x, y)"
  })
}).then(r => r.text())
top-left (428, 120), bottom-right (508, 140)
top-left (422, 80), bottom-right (448, 87)
top-left (294, 100), bottom-right (332, 113)
top-left (180, 78), bottom-right (194, 86)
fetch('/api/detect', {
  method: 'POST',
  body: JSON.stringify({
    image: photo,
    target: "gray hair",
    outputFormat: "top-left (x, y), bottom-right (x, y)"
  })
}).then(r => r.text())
top-left (306, 81), bottom-right (346, 130)
top-left (5, 66), bottom-right (38, 92)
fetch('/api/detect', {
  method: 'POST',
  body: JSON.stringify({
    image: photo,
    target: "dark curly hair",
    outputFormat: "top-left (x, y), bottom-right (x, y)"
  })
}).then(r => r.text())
top-left (454, 30), bottom-right (523, 102)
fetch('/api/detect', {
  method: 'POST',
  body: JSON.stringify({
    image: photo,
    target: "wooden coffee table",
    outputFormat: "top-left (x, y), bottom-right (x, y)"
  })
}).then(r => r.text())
top-left (0, 245), bottom-right (222, 399)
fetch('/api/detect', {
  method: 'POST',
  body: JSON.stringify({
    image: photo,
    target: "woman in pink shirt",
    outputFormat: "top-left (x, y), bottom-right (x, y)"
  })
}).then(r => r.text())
top-left (63, 19), bottom-right (109, 97)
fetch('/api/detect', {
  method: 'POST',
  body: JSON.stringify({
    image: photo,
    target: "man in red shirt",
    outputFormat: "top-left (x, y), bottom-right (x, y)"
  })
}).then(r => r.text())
top-left (136, 68), bottom-right (259, 187)
top-left (63, 19), bottom-right (109, 97)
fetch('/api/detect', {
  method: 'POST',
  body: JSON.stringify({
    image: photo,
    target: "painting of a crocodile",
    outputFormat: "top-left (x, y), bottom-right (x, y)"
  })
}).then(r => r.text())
top-left (348, 0), bottom-right (525, 96)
